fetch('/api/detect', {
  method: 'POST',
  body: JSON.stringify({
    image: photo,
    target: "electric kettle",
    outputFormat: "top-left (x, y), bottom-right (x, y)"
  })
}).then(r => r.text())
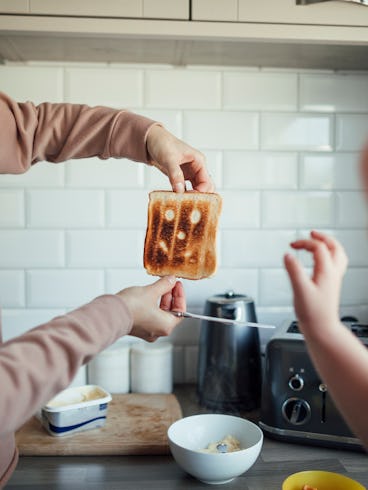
top-left (197, 291), bottom-right (262, 412)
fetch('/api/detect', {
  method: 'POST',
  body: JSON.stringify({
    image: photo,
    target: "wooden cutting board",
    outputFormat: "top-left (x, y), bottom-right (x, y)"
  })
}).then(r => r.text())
top-left (15, 393), bottom-right (182, 456)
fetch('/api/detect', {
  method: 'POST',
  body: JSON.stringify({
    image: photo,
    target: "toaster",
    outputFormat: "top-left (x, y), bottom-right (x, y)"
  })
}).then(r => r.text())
top-left (260, 318), bottom-right (368, 451)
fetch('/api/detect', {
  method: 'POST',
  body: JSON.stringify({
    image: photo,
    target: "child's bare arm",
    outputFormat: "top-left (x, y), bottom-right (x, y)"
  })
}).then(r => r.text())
top-left (285, 231), bottom-right (368, 449)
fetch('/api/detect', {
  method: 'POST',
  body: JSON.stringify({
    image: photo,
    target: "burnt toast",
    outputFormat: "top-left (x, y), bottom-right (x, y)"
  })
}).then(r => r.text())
top-left (144, 190), bottom-right (222, 280)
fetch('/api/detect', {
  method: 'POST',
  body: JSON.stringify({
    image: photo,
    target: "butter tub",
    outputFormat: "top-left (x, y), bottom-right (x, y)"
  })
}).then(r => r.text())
top-left (41, 385), bottom-right (112, 437)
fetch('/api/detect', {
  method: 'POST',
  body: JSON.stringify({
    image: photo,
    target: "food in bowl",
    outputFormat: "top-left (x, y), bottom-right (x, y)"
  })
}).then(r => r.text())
top-left (168, 414), bottom-right (263, 485)
top-left (200, 434), bottom-right (241, 453)
top-left (282, 470), bottom-right (366, 490)
top-left (41, 384), bottom-right (112, 437)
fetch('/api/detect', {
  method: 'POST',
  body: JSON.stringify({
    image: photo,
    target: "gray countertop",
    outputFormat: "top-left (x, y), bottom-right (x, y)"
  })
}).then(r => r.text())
top-left (7, 385), bottom-right (368, 490)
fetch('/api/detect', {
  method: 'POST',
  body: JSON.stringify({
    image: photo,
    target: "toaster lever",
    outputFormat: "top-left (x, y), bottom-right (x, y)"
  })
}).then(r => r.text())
top-left (319, 383), bottom-right (328, 423)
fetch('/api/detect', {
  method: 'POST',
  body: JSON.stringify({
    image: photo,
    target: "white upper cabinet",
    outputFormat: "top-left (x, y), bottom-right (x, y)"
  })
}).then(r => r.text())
top-left (1, 0), bottom-right (368, 68)
top-left (143, 0), bottom-right (189, 20)
top-left (0, 0), bottom-right (190, 20)
top-left (192, 0), bottom-right (238, 21)
top-left (29, 1), bottom-right (143, 18)
top-left (238, 0), bottom-right (368, 26)
top-left (0, 0), bottom-right (28, 13)
top-left (191, 0), bottom-right (368, 25)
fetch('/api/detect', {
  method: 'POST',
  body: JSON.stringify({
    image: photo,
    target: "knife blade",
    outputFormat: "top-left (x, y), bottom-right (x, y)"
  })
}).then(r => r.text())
top-left (170, 311), bottom-right (275, 329)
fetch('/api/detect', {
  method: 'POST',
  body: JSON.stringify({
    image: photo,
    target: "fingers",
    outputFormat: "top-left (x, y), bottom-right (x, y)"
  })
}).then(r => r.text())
top-left (291, 231), bottom-right (348, 275)
top-left (190, 167), bottom-right (214, 193)
top-left (291, 238), bottom-right (333, 282)
top-left (160, 290), bottom-right (173, 311)
top-left (169, 168), bottom-right (186, 194)
top-left (310, 230), bottom-right (348, 269)
top-left (310, 230), bottom-right (338, 252)
top-left (291, 235), bottom-right (330, 259)
top-left (181, 156), bottom-right (214, 193)
top-left (160, 281), bottom-right (185, 312)
top-left (146, 124), bottom-right (213, 193)
top-left (149, 275), bottom-right (176, 297)
top-left (284, 253), bottom-right (309, 297)
top-left (170, 160), bottom-right (213, 193)
top-left (171, 281), bottom-right (186, 312)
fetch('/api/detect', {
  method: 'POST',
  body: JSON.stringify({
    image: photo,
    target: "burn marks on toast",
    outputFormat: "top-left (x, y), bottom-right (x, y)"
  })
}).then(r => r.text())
top-left (145, 198), bottom-right (211, 278)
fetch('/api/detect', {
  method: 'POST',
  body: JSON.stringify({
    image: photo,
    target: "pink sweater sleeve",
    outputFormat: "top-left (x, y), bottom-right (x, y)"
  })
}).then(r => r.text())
top-left (0, 91), bottom-right (153, 484)
top-left (0, 91), bottom-right (157, 172)
top-left (0, 295), bottom-right (132, 434)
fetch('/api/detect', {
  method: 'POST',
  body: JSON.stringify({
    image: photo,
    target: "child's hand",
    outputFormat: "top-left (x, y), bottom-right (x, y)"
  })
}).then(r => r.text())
top-left (146, 125), bottom-right (214, 193)
top-left (284, 230), bottom-right (348, 331)
top-left (116, 276), bottom-right (186, 342)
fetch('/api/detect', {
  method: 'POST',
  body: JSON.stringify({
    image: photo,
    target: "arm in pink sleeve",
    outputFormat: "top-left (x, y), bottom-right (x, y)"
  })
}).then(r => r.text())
top-left (0, 91), bottom-right (157, 174)
top-left (0, 294), bottom-right (132, 435)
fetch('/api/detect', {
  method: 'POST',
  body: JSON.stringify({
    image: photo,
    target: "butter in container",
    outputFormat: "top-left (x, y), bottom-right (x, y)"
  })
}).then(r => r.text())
top-left (41, 384), bottom-right (112, 437)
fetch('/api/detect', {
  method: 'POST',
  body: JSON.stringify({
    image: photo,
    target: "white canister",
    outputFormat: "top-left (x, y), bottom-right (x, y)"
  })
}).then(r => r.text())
top-left (87, 342), bottom-right (130, 394)
top-left (130, 341), bottom-right (173, 394)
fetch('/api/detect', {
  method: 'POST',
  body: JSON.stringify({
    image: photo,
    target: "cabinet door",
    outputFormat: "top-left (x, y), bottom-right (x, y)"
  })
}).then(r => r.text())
top-left (192, 0), bottom-right (238, 21)
top-left (29, 0), bottom-right (190, 20)
top-left (143, 0), bottom-right (189, 20)
top-left (29, 0), bottom-right (143, 18)
top-left (0, 0), bottom-right (29, 13)
top-left (239, 0), bottom-right (368, 26)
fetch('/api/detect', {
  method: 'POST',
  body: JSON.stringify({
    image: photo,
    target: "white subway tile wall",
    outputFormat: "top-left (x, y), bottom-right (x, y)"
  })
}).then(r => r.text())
top-left (336, 114), bottom-right (368, 151)
top-left (145, 69), bottom-right (221, 109)
top-left (300, 153), bottom-right (361, 190)
top-left (1, 64), bottom-right (368, 385)
top-left (223, 72), bottom-right (298, 111)
top-left (0, 190), bottom-right (24, 227)
top-left (299, 74), bottom-right (368, 113)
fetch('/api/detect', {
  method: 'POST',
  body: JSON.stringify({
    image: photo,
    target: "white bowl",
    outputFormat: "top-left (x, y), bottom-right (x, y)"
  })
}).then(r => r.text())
top-left (167, 414), bottom-right (263, 485)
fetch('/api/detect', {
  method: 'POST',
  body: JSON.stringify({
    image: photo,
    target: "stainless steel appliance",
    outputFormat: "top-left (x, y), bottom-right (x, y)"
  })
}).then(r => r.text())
top-left (297, 0), bottom-right (368, 5)
top-left (197, 291), bottom-right (262, 412)
top-left (260, 318), bottom-right (368, 450)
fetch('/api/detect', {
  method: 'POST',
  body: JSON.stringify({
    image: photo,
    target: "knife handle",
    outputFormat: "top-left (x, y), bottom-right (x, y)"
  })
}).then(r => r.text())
top-left (170, 311), bottom-right (186, 318)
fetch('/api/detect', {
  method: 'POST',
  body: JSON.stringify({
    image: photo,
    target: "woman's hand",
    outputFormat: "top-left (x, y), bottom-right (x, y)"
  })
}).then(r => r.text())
top-left (284, 230), bottom-right (348, 332)
top-left (146, 124), bottom-right (214, 193)
top-left (116, 275), bottom-right (186, 342)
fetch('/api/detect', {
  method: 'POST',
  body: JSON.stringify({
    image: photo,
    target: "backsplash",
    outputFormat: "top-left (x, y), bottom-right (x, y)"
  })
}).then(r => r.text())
top-left (1, 62), bottom-right (368, 384)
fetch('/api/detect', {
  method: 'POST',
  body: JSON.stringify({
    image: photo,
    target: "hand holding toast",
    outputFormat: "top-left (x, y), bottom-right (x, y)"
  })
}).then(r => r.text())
top-left (146, 125), bottom-right (214, 193)
top-left (116, 276), bottom-right (185, 342)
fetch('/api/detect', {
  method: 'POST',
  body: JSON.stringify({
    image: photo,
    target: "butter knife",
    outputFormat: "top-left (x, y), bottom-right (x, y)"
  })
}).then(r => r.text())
top-left (171, 311), bottom-right (275, 329)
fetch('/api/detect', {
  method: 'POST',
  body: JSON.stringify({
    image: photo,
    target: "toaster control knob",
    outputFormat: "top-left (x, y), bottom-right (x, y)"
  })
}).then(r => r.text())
top-left (282, 398), bottom-right (311, 426)
top-left (288, 374), bottom-right (304, 391)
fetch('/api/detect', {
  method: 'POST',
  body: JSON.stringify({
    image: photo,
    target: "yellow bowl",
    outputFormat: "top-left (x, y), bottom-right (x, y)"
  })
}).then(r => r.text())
top-left (282, 470), bottom-right (366, 490)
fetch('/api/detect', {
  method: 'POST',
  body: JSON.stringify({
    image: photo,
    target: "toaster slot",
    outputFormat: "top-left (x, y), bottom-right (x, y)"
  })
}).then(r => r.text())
top-left (321, 391), bottom-right (326, 423)
top-left (350, 324), bottom-right (368, 338)
top-left (319, 383), bottom-right (328, 423)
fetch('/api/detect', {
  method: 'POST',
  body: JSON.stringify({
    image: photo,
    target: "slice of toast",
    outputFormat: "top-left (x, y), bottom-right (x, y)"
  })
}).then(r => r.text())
top-left (144, 190), bottom-right (222, 280)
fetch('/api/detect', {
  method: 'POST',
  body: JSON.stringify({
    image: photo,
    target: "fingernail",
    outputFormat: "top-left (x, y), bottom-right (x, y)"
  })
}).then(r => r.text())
top-left (167, 275), bottom-right (176, 284)
top-left (173, 182), bottom-right (185, 193)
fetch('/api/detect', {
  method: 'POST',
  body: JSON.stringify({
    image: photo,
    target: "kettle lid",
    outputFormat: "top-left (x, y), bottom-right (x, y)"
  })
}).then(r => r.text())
top-left (206, 290), bottom-right (254, 305)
